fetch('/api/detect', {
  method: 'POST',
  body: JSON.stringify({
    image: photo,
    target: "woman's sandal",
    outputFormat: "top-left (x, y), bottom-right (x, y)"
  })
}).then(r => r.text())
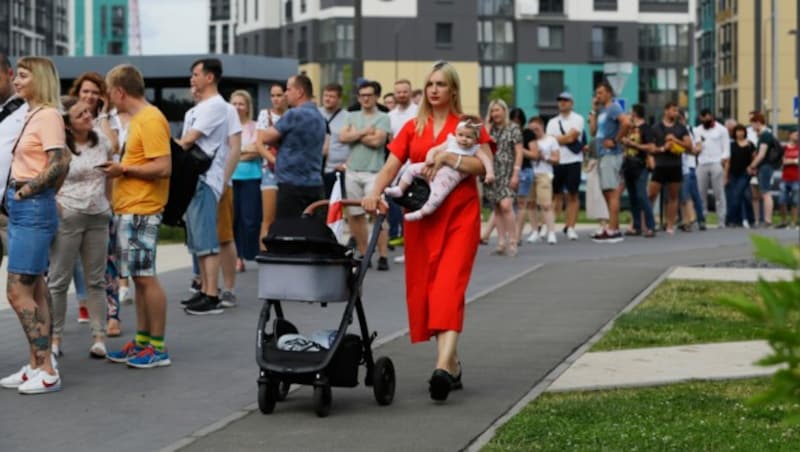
top-left (479, 237), bottom-right (489, 245)
top-left (107, 318), bottom-right (122, 337)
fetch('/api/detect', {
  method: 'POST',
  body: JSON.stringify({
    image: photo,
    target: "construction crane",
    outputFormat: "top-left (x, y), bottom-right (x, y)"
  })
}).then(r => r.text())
top-left (129, 0), bottom-right (142, 55)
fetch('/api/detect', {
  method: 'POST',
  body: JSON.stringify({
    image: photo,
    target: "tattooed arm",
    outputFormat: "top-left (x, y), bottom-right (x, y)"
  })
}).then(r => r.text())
top-left (15, 147), bottom-right (71, 200)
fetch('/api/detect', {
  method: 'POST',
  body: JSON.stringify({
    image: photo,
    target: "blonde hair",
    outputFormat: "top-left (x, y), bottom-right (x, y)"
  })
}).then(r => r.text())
top-left (16, 56), bottom-right (61, 108)
top-left (230, 89), bottom-right (253, 119)
top-left (415, 61), bottom-right (462, 135)
top-left (485, 99), bottom-right (510, 129)
top-left (105, 64), bottom-right (145, 97)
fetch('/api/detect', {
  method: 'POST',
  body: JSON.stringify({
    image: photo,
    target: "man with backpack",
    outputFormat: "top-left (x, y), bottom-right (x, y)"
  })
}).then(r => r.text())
top-left (546, 91), bottom-right (584, 241)
top-left (747, 112), bottom-right (783, 227)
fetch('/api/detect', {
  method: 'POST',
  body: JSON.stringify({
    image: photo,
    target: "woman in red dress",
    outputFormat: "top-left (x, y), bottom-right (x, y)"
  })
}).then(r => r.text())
top-left (362, 62), bottom-right (492, 401)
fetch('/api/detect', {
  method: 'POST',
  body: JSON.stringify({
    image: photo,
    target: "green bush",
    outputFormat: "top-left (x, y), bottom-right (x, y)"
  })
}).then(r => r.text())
top-left (718, 236), bottom-right (800, 423)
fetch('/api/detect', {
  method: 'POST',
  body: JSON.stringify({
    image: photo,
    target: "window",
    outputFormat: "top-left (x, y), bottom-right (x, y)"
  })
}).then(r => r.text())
top-left (594, 0), bottom-right (617, 10)
top-left (101, 5), bottom-right (107, 36)
top-left (480, 64), bottom-right (513, 88)
top-left (537, 25), bottom-right (563, 49)
top-left (243, 0), bottom-right (247, 22)
top-left (477, 0), bottom-right (513, 16)
top-left (539, 0), bottom-right (563, 14)
top-left (222, 24), bottom-right (229, 53)
top-left (255, 0), bottom-right (258, 20)
top-left (539, 70), bottom-right (564, 102)
top-left (478, 19), bottom-right (514, 60)
top-left (590, 26), bottom-right (619, 59)
top-left (287, 28), bottom-right (295, 56)
top-left (300, 0), bottom-right (307, 13)
top-left (111, 6), bottom-right (126, 39)
top-left (436, 23), bottom-right (453, 47)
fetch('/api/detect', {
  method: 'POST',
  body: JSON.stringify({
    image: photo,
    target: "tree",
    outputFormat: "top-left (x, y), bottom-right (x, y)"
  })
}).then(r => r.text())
top-left (489, 85), bottom-right (514, 106)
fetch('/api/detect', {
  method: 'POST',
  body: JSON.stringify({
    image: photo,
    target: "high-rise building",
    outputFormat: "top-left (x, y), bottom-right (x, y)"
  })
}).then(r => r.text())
top-left (227, 0), bottom-right (696, 120)
top-left (209, 0), bottom-right (237, 54)
top-left (70, 0), bottom-right (129, 56)
top-left (0, 0), bottom-right (70, 56)
top-left (715, 0), bottom-right (797, 132)
top-left (695, 0), bottom-right (715, 115)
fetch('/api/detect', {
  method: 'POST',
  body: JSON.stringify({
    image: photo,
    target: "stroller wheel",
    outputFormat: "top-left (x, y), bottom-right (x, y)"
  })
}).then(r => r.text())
top-left (258, 381), bottom-right (279, 414)
top-left (276, 380), bottom-right (291, 401)
top-left (313, 385), bottom-right (332, 418)
top-left (372, 357), bottom-right (396, 406)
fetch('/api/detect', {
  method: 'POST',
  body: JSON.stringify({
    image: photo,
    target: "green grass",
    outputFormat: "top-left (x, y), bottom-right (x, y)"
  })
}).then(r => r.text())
top-left (591, 280), bottom-right (764, 351)
top-left (484, 378), bottom-right (800, 452)
top-left (158, 225), bottom-right (185, 244)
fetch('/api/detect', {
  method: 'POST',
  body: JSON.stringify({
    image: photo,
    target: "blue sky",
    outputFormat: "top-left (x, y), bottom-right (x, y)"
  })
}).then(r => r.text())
top-left (140, 0), bottom-right (207, 55)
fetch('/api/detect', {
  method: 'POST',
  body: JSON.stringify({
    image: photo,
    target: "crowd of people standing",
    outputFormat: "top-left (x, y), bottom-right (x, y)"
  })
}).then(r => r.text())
top-left (0, 52), bottom-right (797, 403)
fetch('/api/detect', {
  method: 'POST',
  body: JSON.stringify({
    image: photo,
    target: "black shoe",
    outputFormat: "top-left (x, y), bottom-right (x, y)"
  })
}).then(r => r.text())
top-left (429, 369), bottom-right (456, 401)
top-left (377, 256), bottom-right (389, 271)
top-left (698, 222), bottom-right (707, 231)
top-left (184, 295), bottom-right (224, 315)
top-left (180, 291), bottom-right (204, 306)
top-left (189, 278), bottom-right (201, 293)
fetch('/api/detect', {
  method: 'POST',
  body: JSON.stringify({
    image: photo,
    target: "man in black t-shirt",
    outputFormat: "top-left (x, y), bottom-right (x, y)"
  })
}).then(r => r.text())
top-left (648, 102), bottom-right (692, 233)
top-left (620, 104), bottom-right (656, 236)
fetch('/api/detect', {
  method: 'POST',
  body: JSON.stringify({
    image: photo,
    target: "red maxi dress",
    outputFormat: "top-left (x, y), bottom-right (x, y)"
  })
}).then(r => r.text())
top-left (388, 114), bottom-right (493, 343)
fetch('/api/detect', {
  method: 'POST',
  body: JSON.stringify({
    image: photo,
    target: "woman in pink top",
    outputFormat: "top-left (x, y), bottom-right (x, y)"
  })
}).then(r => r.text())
top-left (0, 57), bottom-right (72, 395)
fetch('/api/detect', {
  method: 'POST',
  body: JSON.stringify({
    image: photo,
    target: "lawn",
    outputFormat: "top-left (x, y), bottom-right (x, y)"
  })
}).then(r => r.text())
top-left (591, 280), bottom-right (764, 351)
top-left (484, 378), bottom-right (800, 452)
top-left (159, 225), bottom-right (185, 244)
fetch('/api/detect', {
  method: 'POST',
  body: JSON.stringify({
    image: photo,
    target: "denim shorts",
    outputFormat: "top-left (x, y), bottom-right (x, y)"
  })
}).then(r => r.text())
top-left (780, 181), bottom-right (800, 207)
top-left (261, 166), bottom-right (278, 190)
top-left (184, 180), bottom-right (219, 256)
top-left (757, 165), bottom-right (776, 192)
top-left (116, 213), bottom-right (161, 278)
top-left (517, 167), bottom-right (533, 197)
top-left (6, 187), bottom-right (58, 275)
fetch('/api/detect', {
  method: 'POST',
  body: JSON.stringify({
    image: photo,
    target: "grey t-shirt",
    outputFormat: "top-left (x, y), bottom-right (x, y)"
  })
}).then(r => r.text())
top-left (345, 109), bottom-right (391, 173)
top-left (319, 106), bottom-right (350, 173)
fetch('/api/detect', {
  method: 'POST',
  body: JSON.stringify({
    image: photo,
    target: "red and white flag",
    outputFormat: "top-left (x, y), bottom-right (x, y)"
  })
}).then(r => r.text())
top-left (326, 172), bottom-right (344, 242)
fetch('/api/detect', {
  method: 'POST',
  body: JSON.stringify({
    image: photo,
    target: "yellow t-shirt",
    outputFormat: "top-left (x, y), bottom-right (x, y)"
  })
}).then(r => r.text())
top-left (112, 105), bottom-right (171, 215)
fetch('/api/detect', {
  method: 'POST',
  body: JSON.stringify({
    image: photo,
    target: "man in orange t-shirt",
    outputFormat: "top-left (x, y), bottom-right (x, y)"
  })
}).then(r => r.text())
top-left (100, 64), bottom-right (173, 369)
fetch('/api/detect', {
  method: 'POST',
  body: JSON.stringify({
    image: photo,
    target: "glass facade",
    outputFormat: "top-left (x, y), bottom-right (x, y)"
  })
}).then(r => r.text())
top-left (638, 24), bottom-right (691, 123)
top-left (478, 0), bottom-right (515, 113)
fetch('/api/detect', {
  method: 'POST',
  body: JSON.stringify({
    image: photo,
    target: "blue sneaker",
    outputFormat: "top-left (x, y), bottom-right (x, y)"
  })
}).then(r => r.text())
top-left (126, 345), bottom-right (171, 369)
top-left (107, 341), bottom-right (143, 363)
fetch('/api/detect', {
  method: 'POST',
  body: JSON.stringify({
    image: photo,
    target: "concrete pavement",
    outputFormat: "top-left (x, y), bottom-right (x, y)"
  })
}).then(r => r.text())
top-left (0, 227), bottom-right (796, 452)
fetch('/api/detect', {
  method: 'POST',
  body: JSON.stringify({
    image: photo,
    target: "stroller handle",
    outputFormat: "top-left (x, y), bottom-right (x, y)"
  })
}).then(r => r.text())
top-left (303, 198), bottom-right (389, 216)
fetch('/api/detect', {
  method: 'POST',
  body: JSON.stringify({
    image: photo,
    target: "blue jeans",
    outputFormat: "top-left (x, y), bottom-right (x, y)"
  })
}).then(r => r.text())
top-left (184, 181), bottom-right (220, 256)
top-left (73, 257), bottom-right (88, 301)
top-left (6, 187), bottom-right (58, 275)
top-left (625, 168), bottom-right (655, 231)
top-left (680, 168), bottom-right (706, 224)
top-left (232, 179), bottom-right (262, 260)
top-left (725, 173), bottom-right (755, 225)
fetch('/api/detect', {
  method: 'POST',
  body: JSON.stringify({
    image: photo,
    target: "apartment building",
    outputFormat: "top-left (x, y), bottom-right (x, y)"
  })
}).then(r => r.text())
top-left (70, 0), bottom-right (129, 56)
top-left (695, 0), bottom-right (715, 115)
top-left (210, 0), bottom-right (237, 54)
top-left (0, 0), bottom-right (70, 56)
top-left (226, 0), bottom-right (695, 121)
top-left (716, 0), bottom-right (798, 131)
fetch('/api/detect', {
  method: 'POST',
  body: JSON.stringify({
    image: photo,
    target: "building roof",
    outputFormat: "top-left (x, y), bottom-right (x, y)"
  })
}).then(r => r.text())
top-left (46, 54), bottom-right (297, 82)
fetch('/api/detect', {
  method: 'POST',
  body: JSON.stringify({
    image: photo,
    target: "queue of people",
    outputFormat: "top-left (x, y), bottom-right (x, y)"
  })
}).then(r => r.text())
top-left (0, 52), bottom-right (797, 406)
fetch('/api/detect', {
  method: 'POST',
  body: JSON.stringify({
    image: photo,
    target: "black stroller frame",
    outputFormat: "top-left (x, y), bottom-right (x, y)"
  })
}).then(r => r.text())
top-left (255, 199), bottom-right (395, 417)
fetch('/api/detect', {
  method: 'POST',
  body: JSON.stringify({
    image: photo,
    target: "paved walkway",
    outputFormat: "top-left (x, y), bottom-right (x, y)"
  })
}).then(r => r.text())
top-left (0, 227), bottom-right (795, 452)
top-left (548, 341), bottom-right (778, 392)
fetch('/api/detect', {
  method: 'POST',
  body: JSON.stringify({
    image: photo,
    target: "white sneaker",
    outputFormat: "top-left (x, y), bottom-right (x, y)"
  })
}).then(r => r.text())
top-left (119, 286), bottom-right (133, 305)
top-left (0, 364), bottom-right (33, 389)
top-left (17, 369), bottom-right (61, 395)
top-left (90, 342), bottom-right (107, 359)
top-left (393, 255), bottom-right (405, 264)
top-left (547, 231), bottom-right (557, 245)
top-left (743, 220), bottom-right (750, 229)
top-left (566, 227), bottom-right (578, 241)
top-left (526, 231), bottom-right (541, 244)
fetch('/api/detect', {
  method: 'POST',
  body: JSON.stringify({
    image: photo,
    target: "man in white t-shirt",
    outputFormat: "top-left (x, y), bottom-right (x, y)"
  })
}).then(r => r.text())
top-left (693, 109), bottom-right (729, 226)
top-left (545, 92), bottom-right (584, 241)
top-left (527, 116), bottom-right (561, 245)
top-left (176, 58), bottom-right (236, 315)
top-left (0, 54), bottom-right (28, 248)
top-left (386, 79), bottom-right (418, 254)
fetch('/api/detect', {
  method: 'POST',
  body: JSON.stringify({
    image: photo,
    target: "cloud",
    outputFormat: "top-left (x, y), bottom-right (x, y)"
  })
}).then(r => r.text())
top-left (139, 0), bottom-right (208, 55)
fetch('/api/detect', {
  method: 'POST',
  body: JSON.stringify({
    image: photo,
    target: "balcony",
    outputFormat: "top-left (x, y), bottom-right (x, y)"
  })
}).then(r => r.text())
top-left (478, 43), bottom-right (515, 62)
top-left (638, 45), bottom-right (690, 65)
top-left (589, 41), bottom-right (623, 62)
top-left (639, 0), bottom-right (688, 13)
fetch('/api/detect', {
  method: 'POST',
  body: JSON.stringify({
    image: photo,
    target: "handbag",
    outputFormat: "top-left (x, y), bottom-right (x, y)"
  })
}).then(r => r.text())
top-left (390, 177), bottom-right (430, 212)
top-left (1, 106), bottom-right (42, 216)
top-left (558, 119), bottom-right (584, 154)
top-left (161, 141), bottom-right (216, 227)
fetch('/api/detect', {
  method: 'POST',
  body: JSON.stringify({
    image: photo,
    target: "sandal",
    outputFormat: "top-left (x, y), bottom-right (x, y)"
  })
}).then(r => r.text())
top-left (479, 237), bottom-right (489, 245)
top-left (107, 318), bottom-right (121, 337)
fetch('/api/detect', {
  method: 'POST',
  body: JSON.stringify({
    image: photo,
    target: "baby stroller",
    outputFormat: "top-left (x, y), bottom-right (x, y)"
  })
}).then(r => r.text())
top-left (254, 199), bottom-right (396, 417)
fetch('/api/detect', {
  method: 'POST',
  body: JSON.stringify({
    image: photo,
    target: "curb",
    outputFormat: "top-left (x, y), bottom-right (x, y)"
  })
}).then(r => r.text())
top-left (464, 265), bottom-right (675, 452)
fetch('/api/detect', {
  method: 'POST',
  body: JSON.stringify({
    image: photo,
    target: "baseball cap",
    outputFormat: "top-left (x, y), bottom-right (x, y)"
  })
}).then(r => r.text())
top-left (556, 92), bottom-right (573, 102)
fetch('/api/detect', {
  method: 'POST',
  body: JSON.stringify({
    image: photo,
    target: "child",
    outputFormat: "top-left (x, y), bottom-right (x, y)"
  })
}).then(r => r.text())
top-left (524, 116), bottom-right (560, 244)
top-left (385, 115), bottom-right (494, 221)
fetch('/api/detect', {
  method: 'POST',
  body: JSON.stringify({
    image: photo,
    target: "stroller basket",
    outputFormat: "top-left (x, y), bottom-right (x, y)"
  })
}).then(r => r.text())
top-left (262, 333), bottom-right (362, 387)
